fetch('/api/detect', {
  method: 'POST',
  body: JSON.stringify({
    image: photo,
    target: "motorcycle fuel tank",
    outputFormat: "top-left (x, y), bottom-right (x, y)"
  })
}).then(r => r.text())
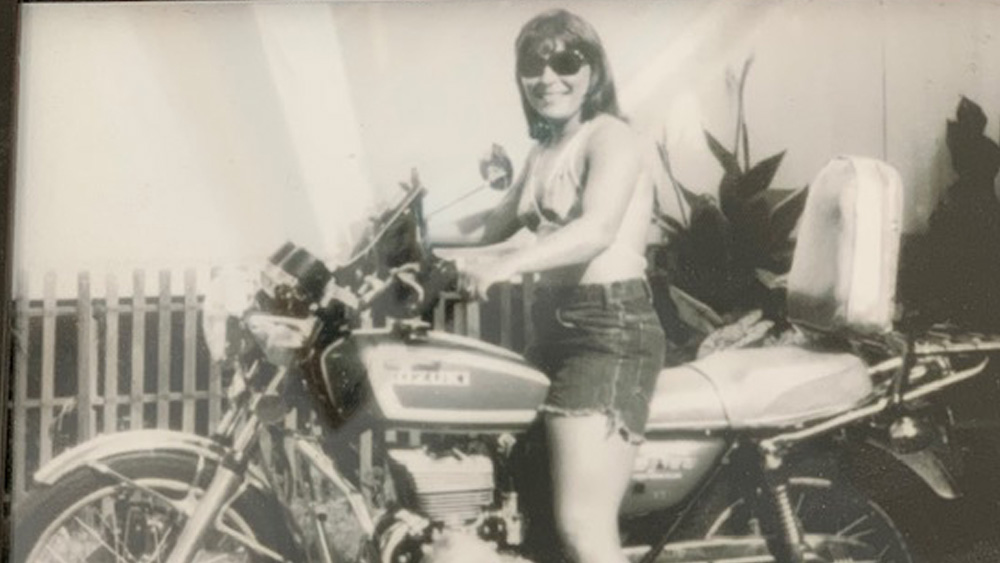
top-left (321, 328), bottom-right (550, 429)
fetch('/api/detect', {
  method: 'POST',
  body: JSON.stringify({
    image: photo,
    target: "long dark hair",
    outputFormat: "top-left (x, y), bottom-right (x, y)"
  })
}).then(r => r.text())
top-left (514, 9), bottom-right (623, 141)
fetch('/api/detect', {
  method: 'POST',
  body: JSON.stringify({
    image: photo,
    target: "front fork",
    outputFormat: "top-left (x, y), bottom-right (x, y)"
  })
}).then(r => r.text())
top-left (165, 411), bottom-right (262, 563)
top-left (165, 364), bottom-right (285, 563)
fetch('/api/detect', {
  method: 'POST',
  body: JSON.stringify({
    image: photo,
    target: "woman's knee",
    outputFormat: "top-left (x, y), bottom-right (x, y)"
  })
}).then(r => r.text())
top-left (554, 505), bottom-right (619, 556)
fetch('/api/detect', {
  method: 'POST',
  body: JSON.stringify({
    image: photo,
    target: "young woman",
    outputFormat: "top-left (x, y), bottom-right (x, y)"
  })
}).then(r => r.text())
top-left (457, 9), bottom-right (667, 563)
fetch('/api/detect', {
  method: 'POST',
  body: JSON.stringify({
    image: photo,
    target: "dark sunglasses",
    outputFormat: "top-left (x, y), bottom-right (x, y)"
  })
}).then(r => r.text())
top-left (518, 49), bottom-right (588, 78)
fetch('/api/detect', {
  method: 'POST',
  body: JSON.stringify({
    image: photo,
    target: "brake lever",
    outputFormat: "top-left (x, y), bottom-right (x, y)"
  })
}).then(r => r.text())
top-left (396, 269), bottom-right (426, 306)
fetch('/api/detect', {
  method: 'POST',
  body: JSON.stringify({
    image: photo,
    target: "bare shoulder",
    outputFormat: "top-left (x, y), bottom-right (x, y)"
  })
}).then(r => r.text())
top-left (585, 115), bottom-right (640, 155)
top-left (584, 115), bottom-right (641, 162)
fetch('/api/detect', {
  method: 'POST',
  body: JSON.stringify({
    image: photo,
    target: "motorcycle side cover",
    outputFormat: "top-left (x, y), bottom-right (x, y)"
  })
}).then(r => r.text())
top-left (321, 329), bottom-right (549, 429)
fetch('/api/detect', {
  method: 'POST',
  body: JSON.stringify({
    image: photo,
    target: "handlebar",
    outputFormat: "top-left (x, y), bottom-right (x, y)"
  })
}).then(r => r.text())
top-left (331, 256), bottom-right (461, 319)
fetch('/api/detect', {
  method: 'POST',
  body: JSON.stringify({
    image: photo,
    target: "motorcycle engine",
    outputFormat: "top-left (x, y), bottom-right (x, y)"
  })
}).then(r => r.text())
top-left (377, 440), bottom-right (525, 563)
top-left (387, 448), bottom-right (495, 525)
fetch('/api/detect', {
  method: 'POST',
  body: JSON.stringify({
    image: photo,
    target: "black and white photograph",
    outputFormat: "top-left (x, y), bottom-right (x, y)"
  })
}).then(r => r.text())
top-left (6, 1), bottom-right (1000, 561)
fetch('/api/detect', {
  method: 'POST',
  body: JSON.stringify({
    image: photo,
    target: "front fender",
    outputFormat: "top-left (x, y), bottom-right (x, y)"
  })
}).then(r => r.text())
top-left (33, 429), bottom-right (269, 490)
top-left (29, 429), bottom-right (305, 562)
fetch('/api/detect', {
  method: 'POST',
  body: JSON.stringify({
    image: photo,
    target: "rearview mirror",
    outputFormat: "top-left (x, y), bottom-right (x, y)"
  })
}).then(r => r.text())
top-left (479, 143), bottom-right (513, 191)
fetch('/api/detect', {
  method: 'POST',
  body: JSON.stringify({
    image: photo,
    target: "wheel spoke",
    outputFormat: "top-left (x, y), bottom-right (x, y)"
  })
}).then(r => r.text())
top-left (848, 527), bottom-right (877, 542)
top-left (794, 492), bottom-right (805, 518)
top-left (706, 504), bottom-right (736, 537)
top-left (704, 481), bottom-right (910, 563)
top-left (109, 501), bottom-right (124, 561)
top-left (42, 541), bottom-right (74, 563)
top-left (24, 466), bottom-right (265, 563)
top-left (837, 513), bottom-right (871, 537)
top-left (198, 553), bottom-right (239, 563)
top-left (96, 497), bottom-right (129, 563)
top-left (72, 515), bottom-right (130, 563)
top-left (147, 524), bottom-right (176, 562)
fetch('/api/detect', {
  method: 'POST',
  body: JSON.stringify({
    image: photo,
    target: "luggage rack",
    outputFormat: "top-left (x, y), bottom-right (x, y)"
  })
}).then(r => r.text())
top-left (913, 327), bottom-right (1000, 356)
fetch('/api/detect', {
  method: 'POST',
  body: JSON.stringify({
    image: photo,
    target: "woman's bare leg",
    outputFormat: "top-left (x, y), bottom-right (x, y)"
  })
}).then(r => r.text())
top-left (546, 414), bottom-right (637, 563)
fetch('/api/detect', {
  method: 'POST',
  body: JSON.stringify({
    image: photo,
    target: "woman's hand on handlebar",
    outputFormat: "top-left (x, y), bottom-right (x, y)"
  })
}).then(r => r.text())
top-left (431, 245), bottom-right (520, 301)
top-left (457, 259), bottom-right (512, 302)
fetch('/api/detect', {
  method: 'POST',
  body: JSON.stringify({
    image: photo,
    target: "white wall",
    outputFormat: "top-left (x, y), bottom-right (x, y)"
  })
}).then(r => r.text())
top-left (884, 0), bottom-right (1000, 222)
top-left (15, 2), bottom-right (377, 295)
top-left (13, 0), bottom-right (1000, 295)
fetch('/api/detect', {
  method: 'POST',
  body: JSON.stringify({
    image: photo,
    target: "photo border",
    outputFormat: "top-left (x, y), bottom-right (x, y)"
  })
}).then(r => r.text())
top-left (1, 0), bottom-right (22, 555)
top-left (3, 2), bottom-right (1000, 562)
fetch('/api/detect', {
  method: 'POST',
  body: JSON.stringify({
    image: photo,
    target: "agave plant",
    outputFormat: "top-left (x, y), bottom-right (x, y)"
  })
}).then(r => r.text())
top-left (649, 58), bottom-right (808, 321)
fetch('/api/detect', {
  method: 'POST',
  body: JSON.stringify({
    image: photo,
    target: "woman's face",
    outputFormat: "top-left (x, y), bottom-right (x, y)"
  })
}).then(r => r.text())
top-left (519, 41), bottom-right (593, 127)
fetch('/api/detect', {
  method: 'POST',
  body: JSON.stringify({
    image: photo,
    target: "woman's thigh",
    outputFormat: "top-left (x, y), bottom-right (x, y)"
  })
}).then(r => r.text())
top-left (546, 413), bottom-right (637, 517)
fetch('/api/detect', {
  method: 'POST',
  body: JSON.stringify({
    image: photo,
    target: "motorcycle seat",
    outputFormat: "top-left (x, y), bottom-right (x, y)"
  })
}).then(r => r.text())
top-left (646, 365), bottom-right (730, 431)
top-left (647, 346), bottom-right (871, 431)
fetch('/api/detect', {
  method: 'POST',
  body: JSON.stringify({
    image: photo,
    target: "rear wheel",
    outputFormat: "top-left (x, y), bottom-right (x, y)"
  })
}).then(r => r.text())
top-left (706, 476), bottom-right (913, 563)
top-left (12, 452), bottom-right (295, 563)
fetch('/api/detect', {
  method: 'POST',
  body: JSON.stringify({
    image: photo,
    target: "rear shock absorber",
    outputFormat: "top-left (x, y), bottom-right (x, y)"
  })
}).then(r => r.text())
top-left (769, 481), bottom-right (806, 562)
top-left (760, 447), bottom-right (808, 563)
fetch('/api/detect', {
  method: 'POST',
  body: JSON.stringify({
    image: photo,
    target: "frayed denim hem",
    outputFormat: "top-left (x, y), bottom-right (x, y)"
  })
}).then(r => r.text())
top-left (538, 405), bottom-right (645, 445)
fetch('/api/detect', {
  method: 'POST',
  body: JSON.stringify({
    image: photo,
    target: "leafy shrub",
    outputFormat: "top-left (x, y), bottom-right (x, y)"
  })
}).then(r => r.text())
top-left (648, 59), bottom-right (807, 321)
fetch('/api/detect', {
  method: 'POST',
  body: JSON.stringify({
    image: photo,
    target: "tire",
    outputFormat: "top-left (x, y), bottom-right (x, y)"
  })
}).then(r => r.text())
top-left (12, 450), bottom-right (297, 563)
top-left (706, 476), bottom-right (913, 563)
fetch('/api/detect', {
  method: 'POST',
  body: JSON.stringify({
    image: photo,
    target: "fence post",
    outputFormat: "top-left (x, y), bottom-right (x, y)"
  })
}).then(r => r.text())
top-left (13, 272), bottom-right (29, 503)
top-left (208, 267), bottom-right (222, 430)
top-left (157, 271), bottom-right (172, 429)
top-left (182, 270), bottom-right (198, 433)
top-left (466, 300), bottom-right (481, 339)
top-left (499, 284), bottom-right (513, 349)
top-left (40, 272), bottom-right (56, 465)
top-left (77, 273), bottom-right (96, 442)
top-left (433, 296), bottom-right (448, 331)
top-left (104, 274), bottom-right (119, 434)
top-left (131, 271), bottom-right (146, 430)
top-left (522, 274), bottom-right (535, 350)
top-left (454, 301), bottom-right (467, 335)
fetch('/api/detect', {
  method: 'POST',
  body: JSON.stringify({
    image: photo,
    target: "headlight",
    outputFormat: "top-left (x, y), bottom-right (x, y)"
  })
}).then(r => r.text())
top-left (245, 314), bottom-right (316, 367)
top-left (202, 268), bottom-right (260, 362)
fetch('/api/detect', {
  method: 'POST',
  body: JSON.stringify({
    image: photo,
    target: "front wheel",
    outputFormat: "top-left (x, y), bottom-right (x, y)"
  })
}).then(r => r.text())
top-left (12, 451), bottom-right (297, 563)
top-left (707, 476), bottom-right (913, 563)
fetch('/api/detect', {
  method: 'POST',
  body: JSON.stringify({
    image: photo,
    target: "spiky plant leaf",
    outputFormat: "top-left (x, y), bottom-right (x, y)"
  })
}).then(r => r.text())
top-left (733, 151), bottom-right (785, 204)
top-left (730, 192), bottom-right (771, 269)
top-left (704, 130), bottom-right (742, 177)
top-left (679, 202), bottom-right (740, 311)
top-left (676, 181), bottom-right (708, 213)
top-left (653, 210), bottom-right (686, 238)
top-left (717, 172), bottom-right (740, 219)
top-left (769, 186), bottom-right (808, 241)
top-left (745, 186), bottom-right (805, 271)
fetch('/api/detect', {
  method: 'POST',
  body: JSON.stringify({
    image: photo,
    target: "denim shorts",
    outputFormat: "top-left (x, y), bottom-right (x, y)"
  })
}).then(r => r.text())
top-left (525, 279), bottom-right (667, 444)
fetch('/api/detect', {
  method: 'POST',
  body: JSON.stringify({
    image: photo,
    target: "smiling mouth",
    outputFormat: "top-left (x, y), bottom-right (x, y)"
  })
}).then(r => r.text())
top-left (534, 90), bottom-right (569, 99)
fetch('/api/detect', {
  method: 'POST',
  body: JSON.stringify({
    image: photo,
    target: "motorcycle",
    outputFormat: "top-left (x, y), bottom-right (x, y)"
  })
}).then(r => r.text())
top-left (13, 156), bottom-right (1000, 563)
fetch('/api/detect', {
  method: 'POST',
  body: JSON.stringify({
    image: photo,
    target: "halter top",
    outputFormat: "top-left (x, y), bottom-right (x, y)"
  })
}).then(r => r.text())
top-left (516, 116), bottom-right (649, 273)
